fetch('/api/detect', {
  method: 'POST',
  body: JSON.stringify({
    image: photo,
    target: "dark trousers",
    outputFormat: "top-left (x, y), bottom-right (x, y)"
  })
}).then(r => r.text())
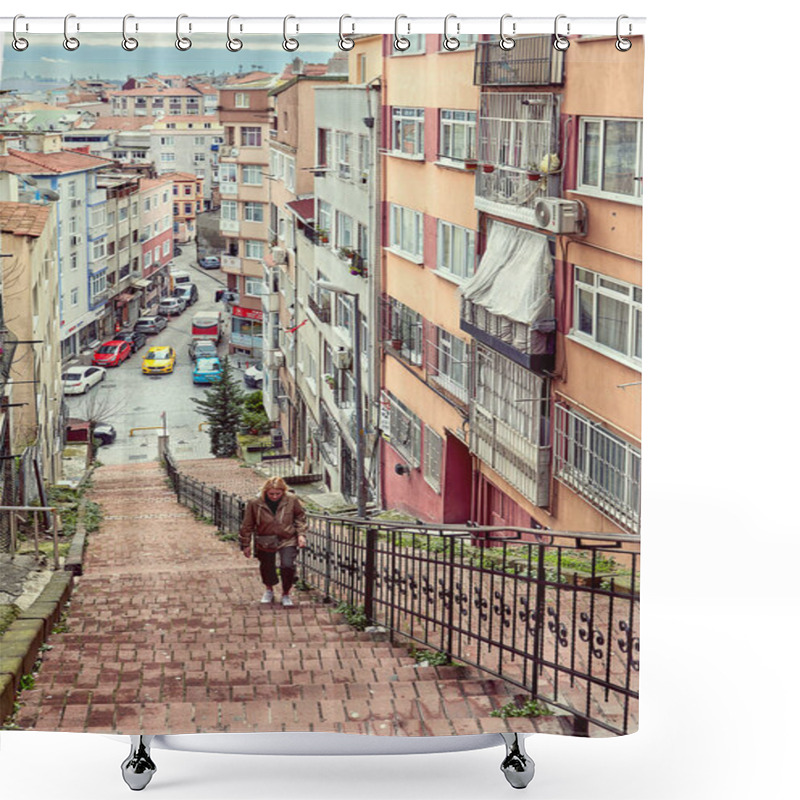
top-left (256, 547), bottom-right (297, 594)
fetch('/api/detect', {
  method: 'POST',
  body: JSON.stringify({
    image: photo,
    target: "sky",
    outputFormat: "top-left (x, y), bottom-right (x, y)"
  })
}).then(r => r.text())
top-left (0, 33), bottom-right (342, 84)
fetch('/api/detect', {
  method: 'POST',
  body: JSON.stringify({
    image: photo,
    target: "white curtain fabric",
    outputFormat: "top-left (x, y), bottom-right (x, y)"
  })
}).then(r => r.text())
top-left (460, 221), bottom-right (554, 326)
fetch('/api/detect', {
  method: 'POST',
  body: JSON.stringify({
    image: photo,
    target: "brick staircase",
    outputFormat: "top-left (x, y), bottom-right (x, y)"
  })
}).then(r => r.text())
top-left (13, 461), bottom-right (566, 737)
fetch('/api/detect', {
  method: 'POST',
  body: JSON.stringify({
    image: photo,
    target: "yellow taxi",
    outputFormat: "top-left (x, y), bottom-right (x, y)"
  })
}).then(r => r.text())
top-left (141, 346), bottom-right (177, 375)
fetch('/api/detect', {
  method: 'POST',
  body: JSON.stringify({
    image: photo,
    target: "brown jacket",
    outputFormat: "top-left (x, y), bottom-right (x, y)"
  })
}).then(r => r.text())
top-left (239, 492), bottom-right (308, 553)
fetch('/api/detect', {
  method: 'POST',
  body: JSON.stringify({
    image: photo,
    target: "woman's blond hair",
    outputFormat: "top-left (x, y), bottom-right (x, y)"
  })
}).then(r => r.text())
top-left (262, 476), bottom-right (289, 495)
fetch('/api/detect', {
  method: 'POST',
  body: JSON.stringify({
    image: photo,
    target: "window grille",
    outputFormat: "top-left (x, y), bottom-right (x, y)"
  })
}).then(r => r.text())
top-left (423, 425), bottom-right (443, 492)
top-left (426, 325), bottom-right (470, 405)
top-left (386, 392), bottom-right (422, 467)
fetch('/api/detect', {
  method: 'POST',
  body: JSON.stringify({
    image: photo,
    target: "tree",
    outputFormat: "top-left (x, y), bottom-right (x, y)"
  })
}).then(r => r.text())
top-left (191, 356), bottom-right (246, 457)
top-left (72, 387), bottom-right (127, 463)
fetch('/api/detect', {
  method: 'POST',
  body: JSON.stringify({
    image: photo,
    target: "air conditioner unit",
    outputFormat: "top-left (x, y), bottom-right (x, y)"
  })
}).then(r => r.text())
top-left (334, 346), bottom-right (352, 370)
top-left (268, 350), bottom-right (285, 369)
top-left (230, 148), bottom-right (239, 157)
top-left (271, 247), bottom-right (287, 265)
top-left (532, 198), bottom-right (581, 234)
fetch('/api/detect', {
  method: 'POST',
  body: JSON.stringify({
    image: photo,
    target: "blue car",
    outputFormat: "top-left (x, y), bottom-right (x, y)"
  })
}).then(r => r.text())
top-left (193, 357), bottom-right (223, 384)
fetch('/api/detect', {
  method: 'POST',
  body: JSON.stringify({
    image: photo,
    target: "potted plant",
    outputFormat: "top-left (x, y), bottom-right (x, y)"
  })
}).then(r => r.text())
top-left (390, 337), bottom-right (403, 350)
top-left (338, 246), bottom-right (355, 261)
top-left (464, 158), bottom-right (478, 171)
top-left (482, 163), bottom-right (495, 174)
top-left (526, 168), bottom-right (541, 182)
top-left (317, 227), bottom-right (329, 244)
top-left (324, 374), bottom-right (336, 389)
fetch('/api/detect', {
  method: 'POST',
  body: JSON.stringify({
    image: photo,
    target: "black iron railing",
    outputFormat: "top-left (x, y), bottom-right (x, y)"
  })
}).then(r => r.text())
top-left (162, 447), bottom-right (639, 737)
top-left (474, 36), bottom-right (565, 86)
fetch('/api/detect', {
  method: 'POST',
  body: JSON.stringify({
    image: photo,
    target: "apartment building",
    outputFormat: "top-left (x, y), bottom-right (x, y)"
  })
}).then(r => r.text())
top-left (0, 200), bottom-right (63, 484)
top-left (139, 176), bottom-right (175, 311)
top-left (171, 172), bottom-right (204, 244)
top-left (303, 63), bottom-right (381, 501)
top-left (109, 85), bottom-right (217, 118)
top-left (0, 132), bottom-right (116, 359)
top-left (376, 35), bottom-right (480, 522)
top-left (96, 172), bottom-right (143, 334)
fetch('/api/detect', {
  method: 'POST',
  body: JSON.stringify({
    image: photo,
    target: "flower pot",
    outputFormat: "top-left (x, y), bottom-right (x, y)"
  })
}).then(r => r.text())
top-left (482, 164), bottom-right (495, 174)
top-left (464, 160), bottom-right (478, 171)
top-left (527, 172), bottom-right (541, 181)
top-left (391, 339), bottom-right (403, 350)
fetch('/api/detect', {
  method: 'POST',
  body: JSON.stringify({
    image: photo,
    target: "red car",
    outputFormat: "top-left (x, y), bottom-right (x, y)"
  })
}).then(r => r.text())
top-left (92, 339), bottom-right (132, 367)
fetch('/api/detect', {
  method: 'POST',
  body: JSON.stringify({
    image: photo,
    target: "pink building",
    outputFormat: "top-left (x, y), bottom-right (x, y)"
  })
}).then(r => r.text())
top-left (139, 175), bottom-right (175, 310)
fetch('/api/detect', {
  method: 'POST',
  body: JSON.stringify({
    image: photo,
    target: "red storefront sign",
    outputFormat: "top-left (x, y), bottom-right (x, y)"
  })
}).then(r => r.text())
top-left (232, 305), bottom-right (263, 321)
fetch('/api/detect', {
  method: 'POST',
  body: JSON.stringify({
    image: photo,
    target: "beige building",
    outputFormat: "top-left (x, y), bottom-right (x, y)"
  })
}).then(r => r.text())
top-left (0, 201), bottom-right (63, 484)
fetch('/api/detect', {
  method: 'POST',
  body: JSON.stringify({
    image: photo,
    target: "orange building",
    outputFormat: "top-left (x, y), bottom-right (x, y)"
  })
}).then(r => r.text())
top-left (170, 172), bottom-right (204, 244)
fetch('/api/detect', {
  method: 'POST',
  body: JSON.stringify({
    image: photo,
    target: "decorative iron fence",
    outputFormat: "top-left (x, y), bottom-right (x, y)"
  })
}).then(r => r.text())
top-left (162, 447), bottom-right (639, 737)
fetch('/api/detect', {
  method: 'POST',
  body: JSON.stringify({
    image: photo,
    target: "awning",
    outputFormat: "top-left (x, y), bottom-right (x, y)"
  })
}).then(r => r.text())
top-left (286, 197), bottom-right (315, 223)
top-left (114, 291), bottom-right (137, 305)
top-left (460, 221), bottom-right (553, 326)
top-left (133, 278), bottom-right (150, 289)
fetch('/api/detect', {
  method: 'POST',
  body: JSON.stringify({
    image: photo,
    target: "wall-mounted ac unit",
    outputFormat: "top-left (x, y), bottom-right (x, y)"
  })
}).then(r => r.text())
top-left (268, 350), bottom-right (285, 369)
top-left (230, 148), bottom-right (239, 158)
top-left (533, 198), bottom-right (581, 234)
top-left (334, 346), bottom-right (352, 370)
top-left (271, 247), bottom-right (287, 265)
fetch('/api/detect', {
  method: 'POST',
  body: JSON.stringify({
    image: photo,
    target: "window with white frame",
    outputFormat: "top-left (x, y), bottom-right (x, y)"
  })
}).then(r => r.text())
top-left (286, 157), bottom-right (295, 192)
top-left (273, 151), bottom-right (284, 181)
top-left (160, 136), bottom-right (174, 146)
top-left (245, 277), bottom-right (265, 296)
top-left (392, 108), bottom-right (425, 157)
top-left (162, 240), bottom-right (171, 255)
top-left (245, 239), bottom-right (264, 260)
top-left (244, 202), bottom-right (263, 223)
top-left (423, 425), bottom-right (443, 492)
top-left (336, 132), bottom-right (352, 179)
top-left (241, 126), bottom-right (262, 147)
top-left (358, 135), bottom-right (369, 178)
top-left (221, 200), bottom-right (238, 222)
top-left (437, 221), bottom-right (475, 280)
top-left (429, 327), bottom-right (469, 402)
top-left (144, 252), bottom-right (152, 268)
top-left (219, 162), bottom-right (237, 190)
top-left (242, 165), bottom-right (262, 185)
top-left (386, 392), bottom-right (422, 466)
top-left (70, 287), bottom-right (79, 306)
top-left (91, 239), bottom-right (106, 262)
top-left (317, 128), bottom-right (332, 168)
top-left (194, 136), bottom-right (205, 146)
top-left (573, 267), bottom-right (642, 364)
top-left (235, 92), bottom-right (250, 108)
top-left (389, 204), bottom-right (423, 260)
top-left (193, 153), bottom-right (206, 164)
top-left (317, 200), bottom-right (332, 238)
top-left (440, 109), bottom-right (477, 162)
top-left (335, 293), bottom-right (354, 336)
top-left (578, 117), bottom-right (643, 202)
top-left (162, 152), bottom-right (176, 163)
top-left (385, 297), bottom-right (423, 365)
top-left (90, 271), bottom-right (106, 301)
top-left (554, 402), bottom-right (641, 533)
top-left (392, 34), bottom-right (426, 54)
top-left (336, 211), bottom-right (354, 249)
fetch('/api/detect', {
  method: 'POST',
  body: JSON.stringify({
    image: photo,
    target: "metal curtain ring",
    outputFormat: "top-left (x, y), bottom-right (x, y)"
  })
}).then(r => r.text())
top-left (176, 14), bottom-right (192, 51)
top-left (12, 15), bottom-right (29, 51)
top-left (443, 14), bottom-right (460, 51)
top-left (616, 15), bottom-right (632, 51)
top-left (499, 14), bottom-right (515, 51)
top-left (394, 15), bottom-right (410, 51)
top-left (553, 14), bottom-right (570, 51)
top-left (282, 15), bottom-right (299, 52)
top-left (122, 15), bottom-right (138, 51)
top-left (338, 14), bottom-right (354, 51)
top-left (63, 14), bottom-right (80, 51)
top-left (227, 15), bottom-right (243, 52)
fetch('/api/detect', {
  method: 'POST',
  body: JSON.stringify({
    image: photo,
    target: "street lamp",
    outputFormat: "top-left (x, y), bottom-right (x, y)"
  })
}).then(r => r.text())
top-left (316, 280), bottom-right (366, 518)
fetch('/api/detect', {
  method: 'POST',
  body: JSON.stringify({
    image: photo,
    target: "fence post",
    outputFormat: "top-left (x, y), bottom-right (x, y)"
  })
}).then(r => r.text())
top-left (364, 527), bottom-right (377, 624)
top-left (446, 535), bottom-right (456, 658)
top-left (324, 516), bottom-right (332, 602)
top-left (52, 512), bottom-right (60, 570)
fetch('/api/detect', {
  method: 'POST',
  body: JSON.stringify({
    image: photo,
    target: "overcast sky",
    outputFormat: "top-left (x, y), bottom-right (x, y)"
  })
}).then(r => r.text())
top-left (0, 33), bottom-right (342, 83)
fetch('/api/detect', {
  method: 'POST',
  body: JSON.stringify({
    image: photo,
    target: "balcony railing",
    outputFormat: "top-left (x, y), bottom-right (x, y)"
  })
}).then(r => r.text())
top-left (307, 294), bottom-right (331, 323)
top-left (221, 254), bottom-right (241, 271)
top-left (220, 218), bottom-right (239, 234)
top-left (474, 36), bottom-right (564, 86)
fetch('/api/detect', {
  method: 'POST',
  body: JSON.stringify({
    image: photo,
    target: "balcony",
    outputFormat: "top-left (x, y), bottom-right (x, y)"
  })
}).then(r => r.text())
top-left (474, 36), bottom-right (564, 86)
top-left (262, 291), bottom-right (280, 313)
top-left (307, 294), bottom-right (331, 324)
top-left (219, 181), bottom-right (238, 196)
top-left (221, 254), bottom-right (241, 271)
top-left (220, 218), bottom-right (239, 235)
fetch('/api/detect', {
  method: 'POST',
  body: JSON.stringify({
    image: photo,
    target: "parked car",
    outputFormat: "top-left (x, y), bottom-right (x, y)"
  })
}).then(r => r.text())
top-left (174, 245), bottom-right (182, 256)
top-left (116, 329), bottom-right (147, 353)
top-left (141, 346), bottom-right (177, 375)
top-left (244, 364), bottom-right (264, 389)
top-left (65, 419), bottom-right (117, 446)
top-left (193, 356), bottom-right (223, 384)
top-left (158, 296), bottom-right (187, 317)
top-left (198, 256), bottom-right (221, 270)
top-left (133, 315), bottom-right (168, 335)
top-left (62, 366), bottom-right (106, 395)
top-left (170, 269), bottom-right (192, 286)
top-left (92, 339), bottom-right (131, 367)
top-left (188, 339), bottom-right (218, 361)
top-left (173, 283), bottom-right (198, 307)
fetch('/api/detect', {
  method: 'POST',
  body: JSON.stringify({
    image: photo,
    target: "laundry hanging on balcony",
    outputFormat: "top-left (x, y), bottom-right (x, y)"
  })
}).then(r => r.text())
top-left (460, 220), bottom-right (555, 353)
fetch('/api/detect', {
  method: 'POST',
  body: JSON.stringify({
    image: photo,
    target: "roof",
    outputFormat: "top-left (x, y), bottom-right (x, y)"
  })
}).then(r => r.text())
top-left (88, 116), bottom-right (156, 131)
top-left (268, 74), bottom-right (346, 97)
top-left (0, 148), bottom-right (115, 175)
top-left (279, 63), bottom-right (330, 81)
top-left (0, 201), bottom-right (52, 238)
top-left (109, 87), bottom-right (206, 97)
top-left (170, 172), bottom-right (203, 182)
top-left (286, 198), bottom-right (315, 223)
top-left (139, 176), bottom-right (174, 191)
top-left (225, 71), bottom-right (275, 85)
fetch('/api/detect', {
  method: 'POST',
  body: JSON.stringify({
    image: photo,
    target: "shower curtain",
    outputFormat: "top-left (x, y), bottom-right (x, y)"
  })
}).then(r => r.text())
top-left (0, 23), bottom-right (641, 754)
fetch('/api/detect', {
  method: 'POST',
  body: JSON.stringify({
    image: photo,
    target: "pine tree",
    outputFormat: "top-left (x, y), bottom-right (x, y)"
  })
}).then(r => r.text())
top-left (191, 356), bottom-right (247, 457)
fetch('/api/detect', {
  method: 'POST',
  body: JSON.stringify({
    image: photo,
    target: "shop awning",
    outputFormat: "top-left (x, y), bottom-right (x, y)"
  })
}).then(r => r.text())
top-left (132, 278), bottom-right (151, 289)
top-left (286, 197), bottom-right (315, 223)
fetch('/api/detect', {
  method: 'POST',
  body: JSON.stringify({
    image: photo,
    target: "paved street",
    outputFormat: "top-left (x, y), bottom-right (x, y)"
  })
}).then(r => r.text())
top-left (12, 460), bottom-right (551, 737)
top-left (65, 255), bottom-right (255, 465)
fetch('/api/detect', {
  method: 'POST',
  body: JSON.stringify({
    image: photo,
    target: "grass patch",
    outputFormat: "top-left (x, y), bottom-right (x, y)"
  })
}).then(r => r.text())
top-left (490, 698), bottom-right (551, 719)
top-left (412, 648), bottom-right (452, 667)
top-left (334, 602), bottom-right (369, 631)
top-left (0, 604), bottom-right (20, 635)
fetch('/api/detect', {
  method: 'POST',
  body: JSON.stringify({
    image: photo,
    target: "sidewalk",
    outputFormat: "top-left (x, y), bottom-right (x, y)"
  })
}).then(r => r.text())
top-left (11, 460), bottom-right (561, 736)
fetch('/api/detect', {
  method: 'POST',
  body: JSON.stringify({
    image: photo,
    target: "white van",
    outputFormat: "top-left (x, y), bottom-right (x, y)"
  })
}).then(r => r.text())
top-left (170, 270), bottom-right (192, 287)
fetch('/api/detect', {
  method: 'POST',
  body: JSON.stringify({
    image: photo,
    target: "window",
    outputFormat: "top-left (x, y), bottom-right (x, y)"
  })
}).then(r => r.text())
top-left (160, 136), bottom-right (174, 146)
top-left (184, 203), bottom-right (193, 215)
top-left (336, 132), bottom-right (352, 179)
top-left (385, 297), bottom-right (423, 365)
top-left (219, 162), bottom-right (237, 190)
top-left (91, 239), bottom-right (106, 262)
top-left (162, 240), bottom-right (171, 255)
top-left (389, 204), bottom-right (423, 261)
top-left (437, 221), bottom-right (475, 280)
top-left (245, 240), bottom-right (264, 260)
top-left (70, 252), bottom-right (78, 271)
top-left (242, 165), bottom-right (262, 185)
top-left (244, 202), bottom-right (264, 223)
top-left (317, 200), bottom-right (332, 239)
top-left (335, 293), bottom-right (354, 336)
top-left (317, 128), bottom-right (332, 167)
top-left (184, 185), bottom-right (193, 196)
top-left (440, 110), bottom-right (477, 162)
top-left (386, 392), bottom-right (422, 466)
top-left (574, 267), bottom-right (642, 363)
top-left (578, 117), bottom-right (643, 202)
top-left (429, 327), bottom-right (469, 402)
top-left (144, 251), bottom-right (152, 268)
top-left (162, 152), bottom-right (176, 163)
top-left (90, 272), bottom-right (106, 301)
top-left (554, 402), bottom-right (641, 533)
top-left (193, 153), bottom-right (206, 164)
top-left (71, 287), bottom-right (79, 306)
top-left (245, 277), bottom-right (265, 296)
top-left (423, 425), bottom-right (443, 492)
top-left (234, 92), bottom-right (250, 108)
top-left (194, 136), bottom-right (205, 146)
top-left (358, 135), bottom-right (369, 178)
top-left (241, 126), bottom-right (262, 147)
top-left (336, 211), bottom-right (354, 249)
top-left (286, 158), bottom-right (295, 193)
top-left (392, 107), bottom-right (425, 157)
top-left (392, 34), bottom-right (426, 55)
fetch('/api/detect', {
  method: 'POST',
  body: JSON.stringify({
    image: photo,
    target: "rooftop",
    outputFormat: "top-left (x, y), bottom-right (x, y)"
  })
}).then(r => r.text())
top-left (0, 201), bottom-right (52, 238)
